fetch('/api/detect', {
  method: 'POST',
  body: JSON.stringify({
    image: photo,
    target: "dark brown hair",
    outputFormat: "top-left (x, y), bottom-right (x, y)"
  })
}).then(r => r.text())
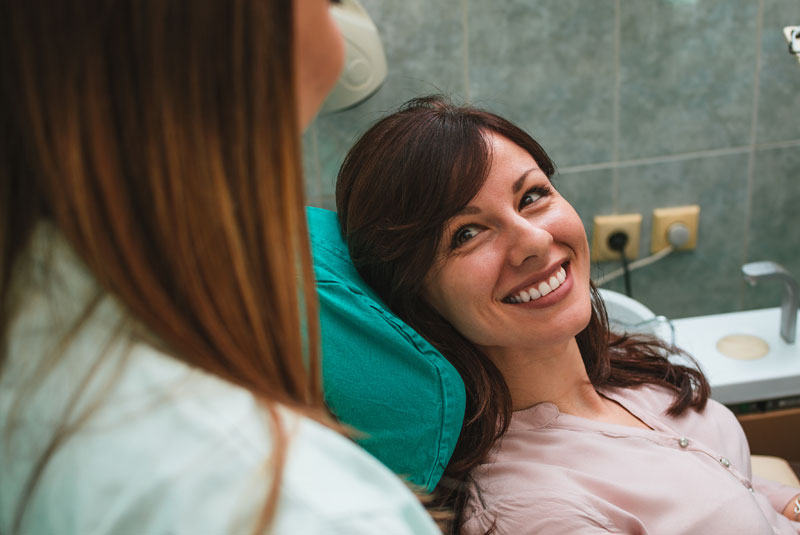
top-left (336, 96), bottom-right (709, 533)
top-left (1, 1), bottom-right (323, 532)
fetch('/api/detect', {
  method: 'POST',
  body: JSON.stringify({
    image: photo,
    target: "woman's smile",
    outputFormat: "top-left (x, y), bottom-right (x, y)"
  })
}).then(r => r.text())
top-left (502, 261), bottom-right (570, 305)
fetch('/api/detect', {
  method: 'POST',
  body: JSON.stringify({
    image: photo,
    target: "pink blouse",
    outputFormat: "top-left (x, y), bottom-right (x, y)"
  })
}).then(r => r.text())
top-left (462, 385), bottom-right (800, 534)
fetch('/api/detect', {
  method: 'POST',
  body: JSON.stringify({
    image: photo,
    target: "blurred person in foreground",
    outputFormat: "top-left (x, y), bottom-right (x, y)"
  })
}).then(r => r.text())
top-left (0, 2), bottom-right (440, 534)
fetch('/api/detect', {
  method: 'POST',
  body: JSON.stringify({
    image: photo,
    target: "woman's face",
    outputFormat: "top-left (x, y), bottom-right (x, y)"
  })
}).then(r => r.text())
top-left (293, 0), bottom-right (344, 129)
top-left (423, 133), bottom-right (592, 357)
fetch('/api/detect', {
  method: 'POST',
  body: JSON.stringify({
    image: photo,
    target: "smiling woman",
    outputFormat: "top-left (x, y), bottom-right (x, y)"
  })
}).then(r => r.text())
top-left (336, 96), bottom-right (800, 535)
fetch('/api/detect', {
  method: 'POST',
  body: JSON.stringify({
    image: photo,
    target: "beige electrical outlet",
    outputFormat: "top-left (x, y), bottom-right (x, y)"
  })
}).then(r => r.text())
top-left (651, 205), bottom-right (700, 253)
top-left (591, 213), bottom-right (642, 262)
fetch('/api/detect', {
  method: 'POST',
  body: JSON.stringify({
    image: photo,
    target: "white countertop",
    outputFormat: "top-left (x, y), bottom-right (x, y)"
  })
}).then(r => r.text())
top-left (672, 308), bottom-right (800, 405)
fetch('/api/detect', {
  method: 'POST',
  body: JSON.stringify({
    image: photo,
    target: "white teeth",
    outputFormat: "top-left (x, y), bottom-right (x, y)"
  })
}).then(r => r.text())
top-left (506, 265), bottom-right (569, 304)
top-left (538, 281), bottom-right (552, 296)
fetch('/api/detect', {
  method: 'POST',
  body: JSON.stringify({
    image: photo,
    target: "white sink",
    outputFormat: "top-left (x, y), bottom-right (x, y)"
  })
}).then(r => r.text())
top-left (672, 308), bottom-right (800, 404)
top-left (598, 289), bottom-right (673, 343)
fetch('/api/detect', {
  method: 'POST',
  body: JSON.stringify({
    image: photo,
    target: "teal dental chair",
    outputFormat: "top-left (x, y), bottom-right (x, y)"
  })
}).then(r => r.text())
top-left (307, 206), bottom-right (465, 492)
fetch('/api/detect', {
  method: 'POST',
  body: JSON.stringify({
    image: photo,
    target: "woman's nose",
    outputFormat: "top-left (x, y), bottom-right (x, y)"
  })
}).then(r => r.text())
top-left (507, 217), bottom-right (553, 267)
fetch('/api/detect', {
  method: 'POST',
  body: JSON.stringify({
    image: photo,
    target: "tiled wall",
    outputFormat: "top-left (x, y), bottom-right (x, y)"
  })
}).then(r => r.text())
top-left (303, 0), bottom-right (800, 319)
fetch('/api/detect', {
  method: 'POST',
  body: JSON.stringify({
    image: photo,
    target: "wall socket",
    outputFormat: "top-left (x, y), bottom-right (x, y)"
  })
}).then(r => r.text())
top-left (591, 213), bottom-right (642, 262)
top-left (651, 205), bottom-right (700, 253)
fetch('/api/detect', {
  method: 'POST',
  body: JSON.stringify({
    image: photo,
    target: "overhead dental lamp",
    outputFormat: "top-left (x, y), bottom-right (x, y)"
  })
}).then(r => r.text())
top-left (321, 0), bottom-right (388, 113)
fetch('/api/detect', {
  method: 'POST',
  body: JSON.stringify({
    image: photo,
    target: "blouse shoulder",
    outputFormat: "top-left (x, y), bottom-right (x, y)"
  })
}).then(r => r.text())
top-left (609, 383), bottom-right (734, 424)
top-left (1, 229), bottom-right (438, 534)
top-left (605, 383), bottom-right (678, 415)
top-left (118, 351), bottom-right (441, 533)
top-left (3, 344), bottom-right (439, 534)
top-left (462, 490), bottom-right (640, 535)
top-left (274, 414), bottom-right (441, 534)
top-left (2, 287), bottom-right (438, 534)
top-left (605, 383), bottom-right (750, 470)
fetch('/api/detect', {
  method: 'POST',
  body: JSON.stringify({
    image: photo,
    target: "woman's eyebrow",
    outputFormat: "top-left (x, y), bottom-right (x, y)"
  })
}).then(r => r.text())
top-left (512, 169), bottom-right (536, 193)
top-left (454, 205), bottom-right (482, 217)
top-left (453, 168), bottom-right (538, 218)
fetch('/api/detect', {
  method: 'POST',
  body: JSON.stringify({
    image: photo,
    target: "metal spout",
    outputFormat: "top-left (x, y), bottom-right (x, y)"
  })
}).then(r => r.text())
top-left (742, 261), bottom-right (799, 344)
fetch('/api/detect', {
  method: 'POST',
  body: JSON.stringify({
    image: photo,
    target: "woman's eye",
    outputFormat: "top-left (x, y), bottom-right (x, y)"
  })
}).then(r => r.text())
top-left (520, 192), bottom-right (541, 208)
top-left (452, 225), bottom-right (480, 249)
top-left (519, 185), bottom-right (552, 210)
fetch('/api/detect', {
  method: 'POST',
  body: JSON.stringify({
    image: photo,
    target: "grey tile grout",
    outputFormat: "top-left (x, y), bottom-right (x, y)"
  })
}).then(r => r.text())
top-left (461, 0), bottom-right (471, 104)
top-left (740, 0), bottom-right (765, 309)
top-left (558, 146), bottom-right (750, 173)
top-left (755, 139), bottom-right (800, 150)
top-left (611, 0), bottom-right (621, 214)
top-left (556, 139), bottom-right (800, 176)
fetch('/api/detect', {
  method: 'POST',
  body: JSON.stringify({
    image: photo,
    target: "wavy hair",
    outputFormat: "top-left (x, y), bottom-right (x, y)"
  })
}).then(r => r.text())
top-left (336, 96), bottom-right (710, 533)
top-left (1, 1), bottom-right (322, 532)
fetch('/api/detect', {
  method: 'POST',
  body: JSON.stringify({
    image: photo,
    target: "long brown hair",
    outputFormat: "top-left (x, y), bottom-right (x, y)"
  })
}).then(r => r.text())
top-left (1, 0), bottom-right (322, 531)
top-left (336, 96), bottom-right (710, 533)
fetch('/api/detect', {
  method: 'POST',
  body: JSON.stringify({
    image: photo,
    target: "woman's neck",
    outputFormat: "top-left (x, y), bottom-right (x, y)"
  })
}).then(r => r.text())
top-left (485, 337), bottom-right (599, 410)
top-left (484, 338), bottom-right (649, 429)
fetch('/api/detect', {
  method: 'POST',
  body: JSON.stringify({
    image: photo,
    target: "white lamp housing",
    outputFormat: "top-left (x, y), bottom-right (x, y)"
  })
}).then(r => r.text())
top-left (321, 0), bottom-right (388, 113)
top-left (784, 25), bottom-right (800, 64)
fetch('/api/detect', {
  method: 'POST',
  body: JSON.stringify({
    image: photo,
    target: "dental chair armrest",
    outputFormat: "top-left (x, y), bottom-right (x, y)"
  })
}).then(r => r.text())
top-left (752, 455), bottom-right (800, 487)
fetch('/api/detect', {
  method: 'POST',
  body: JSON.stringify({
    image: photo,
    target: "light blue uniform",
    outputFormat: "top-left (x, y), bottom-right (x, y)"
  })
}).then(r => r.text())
top-left (0, 227), bottom-right (441, 535)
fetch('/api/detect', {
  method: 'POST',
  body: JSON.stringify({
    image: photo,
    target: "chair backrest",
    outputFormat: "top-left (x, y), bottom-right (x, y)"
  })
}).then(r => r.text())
top-left (307, 206), bottom-right (465, 491)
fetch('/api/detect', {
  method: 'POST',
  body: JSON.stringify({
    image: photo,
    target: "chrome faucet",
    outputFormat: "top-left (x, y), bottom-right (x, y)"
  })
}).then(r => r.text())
top-left (742, 261), bottom-right (799, 344)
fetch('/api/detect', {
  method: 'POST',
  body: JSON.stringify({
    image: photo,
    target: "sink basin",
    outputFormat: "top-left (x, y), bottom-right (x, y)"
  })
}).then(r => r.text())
top-left (672, 308), bottom-right (800, 404)
top-left (598, 289), bottom-right (673, 343)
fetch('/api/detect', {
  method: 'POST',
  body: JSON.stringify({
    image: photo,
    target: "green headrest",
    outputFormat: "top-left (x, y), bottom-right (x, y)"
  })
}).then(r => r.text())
top-left (307, 206), bottom-right (465, 491)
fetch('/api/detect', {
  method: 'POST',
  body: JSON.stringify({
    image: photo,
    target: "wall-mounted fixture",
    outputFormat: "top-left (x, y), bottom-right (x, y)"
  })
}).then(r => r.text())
top-left (321, 0), bottom-right (388, 113)
top-left (784, 25), bottom-right (800, 64)
top-left (591, 213), bottom-right (642, 262)
top-left (594, 206), bottom-right (700, 291)
top-left (651, 205), bottom-right (700, 253)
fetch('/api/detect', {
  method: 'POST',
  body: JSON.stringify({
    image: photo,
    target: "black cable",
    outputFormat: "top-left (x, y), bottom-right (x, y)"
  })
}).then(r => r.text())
top-left (607, 231), bottom-right (633, 298)
top-left (619, 248), bottom-right (632, 297)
